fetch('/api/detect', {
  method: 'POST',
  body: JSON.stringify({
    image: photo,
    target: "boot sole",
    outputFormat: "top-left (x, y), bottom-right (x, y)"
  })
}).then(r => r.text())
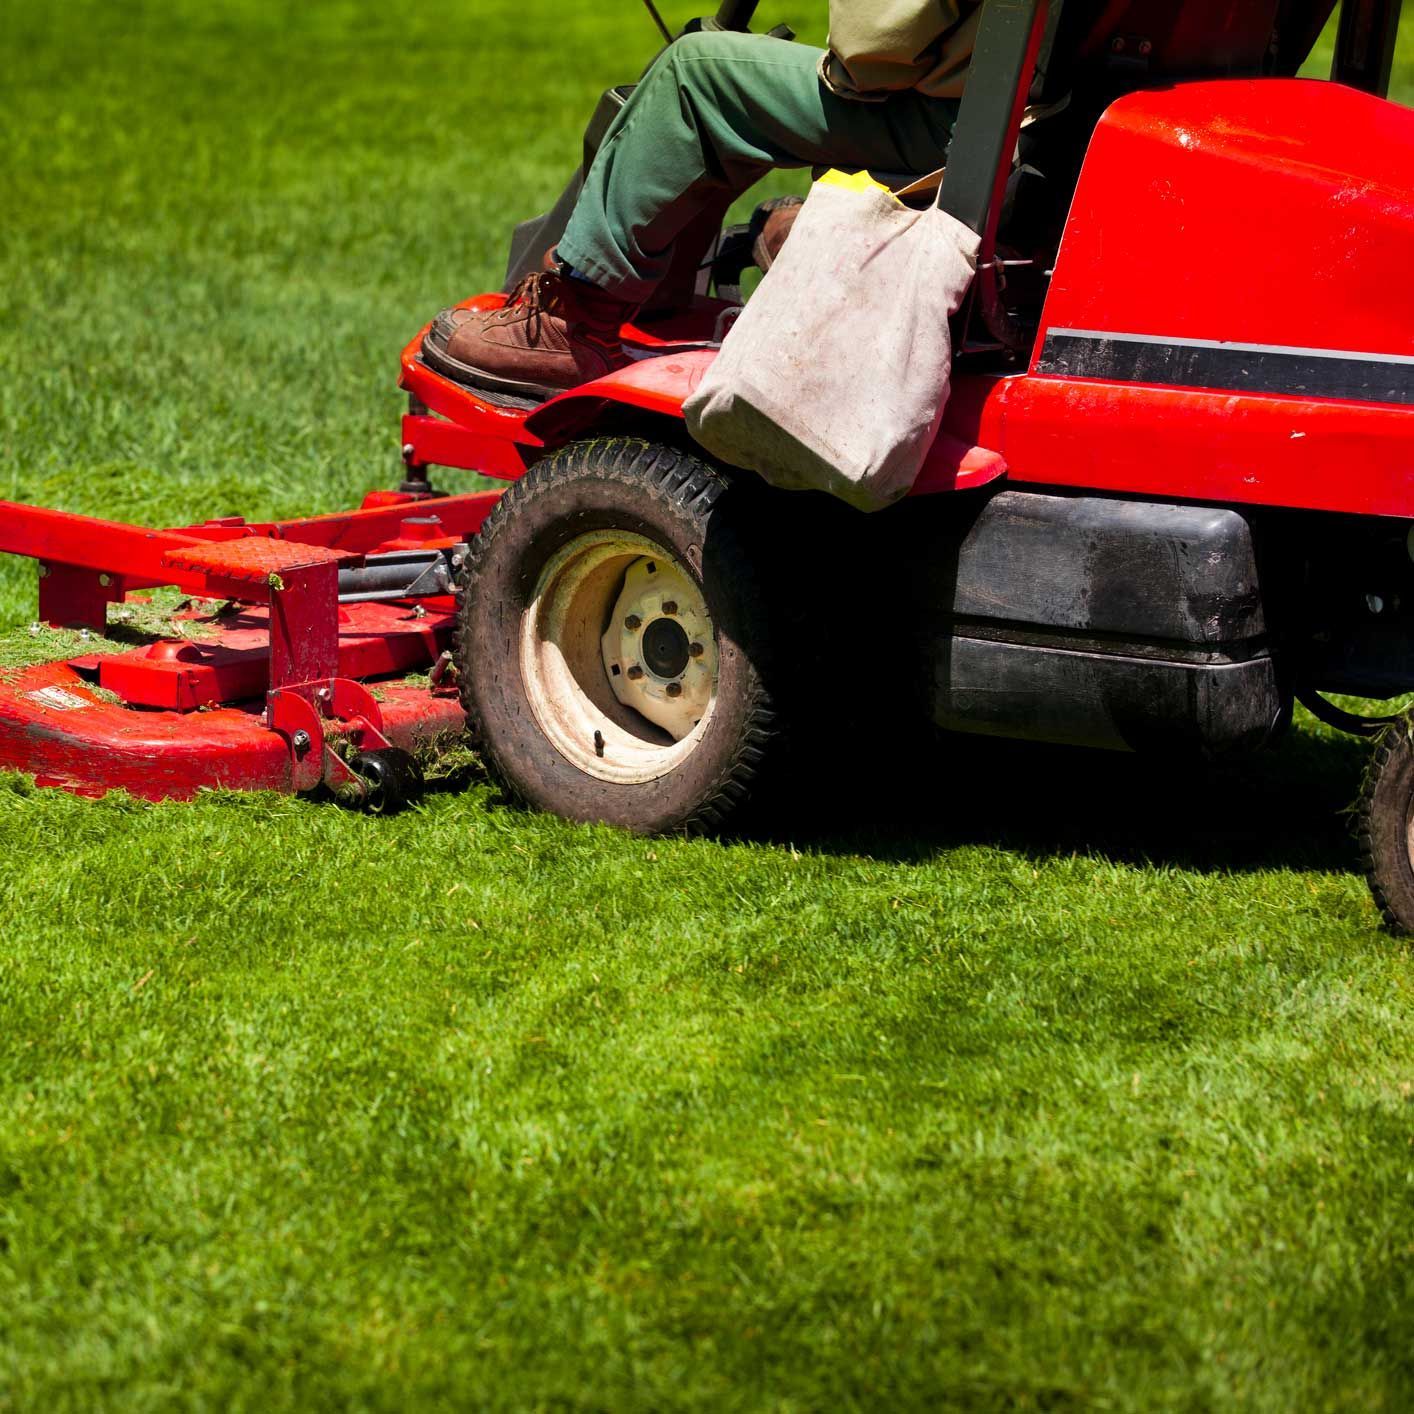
top-left (420, 319), bottom-right (562, 407)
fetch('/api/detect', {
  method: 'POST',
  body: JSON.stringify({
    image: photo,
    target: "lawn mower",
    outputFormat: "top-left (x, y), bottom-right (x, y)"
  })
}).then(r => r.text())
top-left (4, 0), bottom-right (1414, 931)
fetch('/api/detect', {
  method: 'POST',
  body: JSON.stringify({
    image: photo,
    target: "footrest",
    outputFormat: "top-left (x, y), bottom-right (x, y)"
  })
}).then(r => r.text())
top-left (163, 537), bottom-right (359, 586)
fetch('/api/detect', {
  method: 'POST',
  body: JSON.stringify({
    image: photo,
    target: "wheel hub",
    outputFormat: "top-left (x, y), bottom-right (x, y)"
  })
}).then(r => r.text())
top-left (601, 555), bottom-right (716, 742)
top-left (641, 617), bottom-right (691, 680)
top-left (519, 530), bottom-right (718, 785)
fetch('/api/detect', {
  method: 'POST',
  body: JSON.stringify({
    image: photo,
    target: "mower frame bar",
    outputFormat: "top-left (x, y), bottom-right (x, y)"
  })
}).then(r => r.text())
top-left (939, 0), bottom-right (1049, 238)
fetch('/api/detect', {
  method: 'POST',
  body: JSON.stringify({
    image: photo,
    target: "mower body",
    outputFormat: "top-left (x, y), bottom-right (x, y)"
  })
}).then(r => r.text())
top-left (409, 72), bottom-right (1414, 515)
top-left (398, 51), bottom-right (1414, 760)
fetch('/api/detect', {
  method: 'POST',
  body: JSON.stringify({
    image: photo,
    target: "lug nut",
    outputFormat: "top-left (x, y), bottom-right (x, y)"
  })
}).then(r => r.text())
top-left (666, 682), bottom-right (683, 698)
top-left (627, 665), bottom-right (644, 681)
top-left (661, 600), bottom-right (678, 616)
top-left (292, 729), bottom-right (312, 756)
top-left (625, 614), bottom-right (642, 631)
top-left (689, 641), bottom-right (704, 658)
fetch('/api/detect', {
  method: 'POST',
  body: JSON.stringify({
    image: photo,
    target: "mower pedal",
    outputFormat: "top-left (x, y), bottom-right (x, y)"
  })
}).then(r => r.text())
top-left (163, 536), bottom-right (357, 584)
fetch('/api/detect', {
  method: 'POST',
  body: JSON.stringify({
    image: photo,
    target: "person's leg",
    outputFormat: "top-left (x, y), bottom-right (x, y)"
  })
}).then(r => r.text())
top-left (557, 29), bottom-right (960, 303)
top-left (425, 30), bottom-right (959, 397)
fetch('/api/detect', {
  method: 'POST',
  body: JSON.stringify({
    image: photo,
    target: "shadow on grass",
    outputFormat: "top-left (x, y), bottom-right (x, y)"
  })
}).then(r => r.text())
top-left (745, 722), bottom-right (1370, 876)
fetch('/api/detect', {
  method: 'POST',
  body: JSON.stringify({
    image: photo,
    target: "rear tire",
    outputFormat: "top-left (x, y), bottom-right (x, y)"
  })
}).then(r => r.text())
top-left (454, 437), bottom-right (779, 833)
top-left (1357, 716), bottom-right (1414, 935)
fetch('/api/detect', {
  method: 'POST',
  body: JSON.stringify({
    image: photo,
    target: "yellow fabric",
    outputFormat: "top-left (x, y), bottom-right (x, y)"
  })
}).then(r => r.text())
top-left (816, 168), bottom-right (899, 197)
top-left (820, 0), bottom-right (982, 101)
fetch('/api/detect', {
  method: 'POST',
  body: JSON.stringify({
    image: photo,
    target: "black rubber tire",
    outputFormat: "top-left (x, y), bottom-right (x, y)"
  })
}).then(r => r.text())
top-left (349, 747), bottom-right (425, 815)
top-left (1357, 717), bottom-right (1414, 935)
top-left (453, 437), bottom-right (779, 834)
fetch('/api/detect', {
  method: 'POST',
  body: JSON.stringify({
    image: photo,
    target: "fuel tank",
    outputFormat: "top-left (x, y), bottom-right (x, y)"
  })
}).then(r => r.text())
top-left (897, 490), bottom-right (1286, 756)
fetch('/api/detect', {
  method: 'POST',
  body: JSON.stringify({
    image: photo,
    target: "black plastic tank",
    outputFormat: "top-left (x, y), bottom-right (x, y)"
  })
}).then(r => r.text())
top-left (901, 490), bottom-right (1286, 755)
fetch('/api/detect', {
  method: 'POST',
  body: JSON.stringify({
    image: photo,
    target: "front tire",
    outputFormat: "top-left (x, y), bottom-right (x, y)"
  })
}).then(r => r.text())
top-left (454, 437), bottom-right (779, 833)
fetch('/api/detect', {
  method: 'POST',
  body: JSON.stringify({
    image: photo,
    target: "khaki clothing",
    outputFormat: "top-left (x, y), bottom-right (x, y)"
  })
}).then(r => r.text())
top-left (821, 0), bottom-right (983, 100)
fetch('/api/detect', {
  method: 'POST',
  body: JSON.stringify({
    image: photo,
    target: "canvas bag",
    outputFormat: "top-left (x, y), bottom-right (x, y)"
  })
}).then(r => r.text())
top-left (683, 170), bottom-right (981, 512)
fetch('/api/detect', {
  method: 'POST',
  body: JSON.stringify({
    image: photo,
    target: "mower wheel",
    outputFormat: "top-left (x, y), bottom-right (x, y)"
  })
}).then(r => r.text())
top-left (1357, 717), bottom-right (1414, 935)
top-left (349, 747), bottom-right (425, 815)
top-left (454, 437), bottom-right (778, 833)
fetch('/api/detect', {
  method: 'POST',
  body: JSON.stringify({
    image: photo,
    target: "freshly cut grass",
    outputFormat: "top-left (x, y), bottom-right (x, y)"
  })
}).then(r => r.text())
top-left (0, 3), bottom-right (1411, 1409)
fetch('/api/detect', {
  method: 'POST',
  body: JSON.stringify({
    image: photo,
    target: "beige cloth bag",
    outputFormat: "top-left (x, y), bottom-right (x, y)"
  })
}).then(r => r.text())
top-left (684, 169), bottom-right (980, 512)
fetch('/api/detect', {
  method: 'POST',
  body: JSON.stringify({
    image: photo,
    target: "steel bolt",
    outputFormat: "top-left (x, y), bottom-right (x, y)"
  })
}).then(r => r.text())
top-left (689, 641), bottom-right (704, 658)
top-left (627, 665), bottom-right (645, 681)
top-left (666, 682), bottom-right (683, 698)
top-left (292, 729), bottom-right (312, 756)
top-left (1138, 38), bottom-right (1153, 56)
top-left (661, 600), bottom-right (678, 616)
top-left (1110, 35), bottom-right (1125, 53)
top-left (401, 442), bottom-right (415, 462)
top-left (625, 614), bottom-right (642, 631)
top-left (37, 563), bottom-right (48, 579)
top-left (1366, 593), bottom-right (1386, 615)
top-left (98, 573), bottom-right (112, 588)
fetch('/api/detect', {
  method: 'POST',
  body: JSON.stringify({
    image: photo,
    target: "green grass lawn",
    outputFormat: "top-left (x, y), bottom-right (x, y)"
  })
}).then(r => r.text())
top-left (2, 3), bottom-right (1412, 1408)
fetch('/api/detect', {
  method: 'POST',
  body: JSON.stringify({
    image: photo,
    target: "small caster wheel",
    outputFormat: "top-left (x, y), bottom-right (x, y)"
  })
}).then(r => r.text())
top-left (348, 747), bottom-right (424, 815)
top-left (1357, 716), bottom-right (1414, 935)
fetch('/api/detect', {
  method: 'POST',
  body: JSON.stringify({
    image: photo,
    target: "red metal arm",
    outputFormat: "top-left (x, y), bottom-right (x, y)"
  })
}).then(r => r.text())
top-left (0, 500), bottom-right (213, 591)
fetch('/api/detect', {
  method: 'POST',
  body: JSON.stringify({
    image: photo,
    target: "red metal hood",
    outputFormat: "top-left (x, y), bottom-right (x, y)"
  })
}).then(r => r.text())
top-left (1038, 78), bottom-right (1414, 363)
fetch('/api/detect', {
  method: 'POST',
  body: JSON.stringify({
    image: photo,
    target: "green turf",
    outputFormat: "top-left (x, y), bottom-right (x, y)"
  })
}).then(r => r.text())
top-left (1, 4), bottom-right (1412, 1408)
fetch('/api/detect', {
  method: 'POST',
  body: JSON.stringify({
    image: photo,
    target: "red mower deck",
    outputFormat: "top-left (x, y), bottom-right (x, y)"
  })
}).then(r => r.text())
top-left (0, 490), bottom-right (500, 805)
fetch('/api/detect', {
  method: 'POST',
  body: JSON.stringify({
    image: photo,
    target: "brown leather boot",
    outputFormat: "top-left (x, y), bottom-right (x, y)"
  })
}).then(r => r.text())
top-left (750, 196), bottom-right (804, 273)
top-left (420, 271), bottom-right (637, 401)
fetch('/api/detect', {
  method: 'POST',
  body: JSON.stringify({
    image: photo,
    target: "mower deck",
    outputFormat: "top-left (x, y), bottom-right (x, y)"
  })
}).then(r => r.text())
top-left (0, 652), bottom-right (463, 801)
top-left (0, 488), bottom-right (501, 805)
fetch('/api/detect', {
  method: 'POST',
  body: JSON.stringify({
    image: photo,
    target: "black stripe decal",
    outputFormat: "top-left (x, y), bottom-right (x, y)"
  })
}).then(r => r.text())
top-left (1036, 329), bottom-right (1414, 407)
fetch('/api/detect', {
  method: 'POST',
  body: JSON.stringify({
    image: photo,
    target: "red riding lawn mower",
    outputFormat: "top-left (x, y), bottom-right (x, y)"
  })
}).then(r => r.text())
top-left (4, 0), bottom-right (1414, 928)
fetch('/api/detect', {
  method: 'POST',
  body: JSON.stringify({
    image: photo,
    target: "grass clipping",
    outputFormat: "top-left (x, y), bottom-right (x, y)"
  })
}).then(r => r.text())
top-left (0, 588), bottom-right (221, 677)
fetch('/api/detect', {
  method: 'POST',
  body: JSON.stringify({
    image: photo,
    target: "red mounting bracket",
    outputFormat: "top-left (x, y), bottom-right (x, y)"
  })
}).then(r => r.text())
top-left (266, 677), bottom-right (396, 798)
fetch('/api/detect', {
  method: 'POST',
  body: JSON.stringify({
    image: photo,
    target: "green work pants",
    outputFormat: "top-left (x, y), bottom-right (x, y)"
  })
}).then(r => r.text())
top-left (557, 30), bottom-right (960, 303)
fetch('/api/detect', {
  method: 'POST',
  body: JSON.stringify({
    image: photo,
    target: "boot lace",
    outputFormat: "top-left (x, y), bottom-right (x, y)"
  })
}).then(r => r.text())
top-left (497, 272), bottom-right (563, 344)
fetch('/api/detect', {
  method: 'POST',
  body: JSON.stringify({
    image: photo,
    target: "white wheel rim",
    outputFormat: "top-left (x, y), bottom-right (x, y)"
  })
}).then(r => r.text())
top-left (520, 530), bottom-right (718, 785)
